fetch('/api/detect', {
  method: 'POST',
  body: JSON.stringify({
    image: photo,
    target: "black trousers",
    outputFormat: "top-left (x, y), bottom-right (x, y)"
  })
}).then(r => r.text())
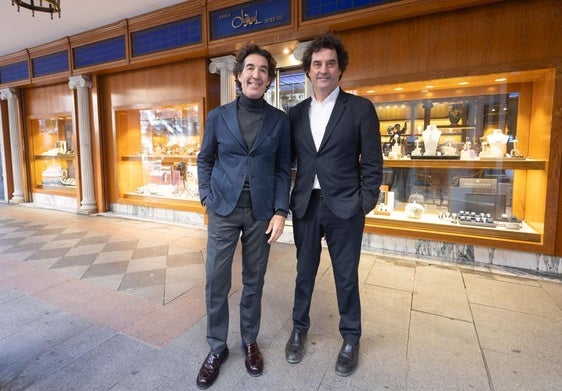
top-left (291, 192), bottom-right (364, 344)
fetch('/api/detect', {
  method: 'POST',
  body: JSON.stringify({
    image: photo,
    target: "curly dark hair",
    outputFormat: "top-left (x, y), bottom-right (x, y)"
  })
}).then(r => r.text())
top-left (233, 44), bottom-right (277, 91)
top-left (301, 33), bottom-right (349, 80)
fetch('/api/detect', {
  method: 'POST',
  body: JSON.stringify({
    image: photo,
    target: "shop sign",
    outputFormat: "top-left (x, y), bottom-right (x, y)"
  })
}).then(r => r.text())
top-left (210, 0), bottom-right (290, 41)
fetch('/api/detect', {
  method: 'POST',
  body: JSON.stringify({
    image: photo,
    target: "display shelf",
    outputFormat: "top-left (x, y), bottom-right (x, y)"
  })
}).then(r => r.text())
top-left (118, 193), bottom-right (203, 212)
top-left (121, 154), bottom-right (198, 163)
top-left (35, 153), bottom-right (76, 161)
top-left (366, 211), bottom-right (541, 243)
top-left (124, 190), bottom-right (198, 201)
top-left (33, 185), bottom-right (77, 195)
top-left (382, 158), bottom-right (546, 170)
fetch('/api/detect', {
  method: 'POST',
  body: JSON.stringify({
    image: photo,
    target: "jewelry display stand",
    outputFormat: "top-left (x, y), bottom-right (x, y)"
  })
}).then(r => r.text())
top-left (422, 125), bottom-right (442, 156)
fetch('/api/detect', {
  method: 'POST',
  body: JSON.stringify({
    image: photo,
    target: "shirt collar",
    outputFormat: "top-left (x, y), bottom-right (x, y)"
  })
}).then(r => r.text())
top-left (311, 86), bottom-right (340, 106)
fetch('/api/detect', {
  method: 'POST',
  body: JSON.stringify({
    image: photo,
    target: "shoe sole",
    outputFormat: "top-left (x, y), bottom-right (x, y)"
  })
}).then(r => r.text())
top-left (286, 354), bottom-right (303, 364)
top-left (335, 363), bottom-right (357, 377)
top-left (246, 368), bottom-right (263, 377)
top-left (245, 358), bottom-right (263, 377)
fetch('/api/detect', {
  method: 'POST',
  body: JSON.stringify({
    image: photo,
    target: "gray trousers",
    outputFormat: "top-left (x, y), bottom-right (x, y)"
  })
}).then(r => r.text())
top-left (205, 194), bottom-right (271, 354)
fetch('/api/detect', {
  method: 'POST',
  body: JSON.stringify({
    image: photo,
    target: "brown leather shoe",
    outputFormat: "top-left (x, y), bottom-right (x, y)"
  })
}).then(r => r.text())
top-left (196, 347), bottom-right (229, 389)
top-left (243, 342), bottom-right (263, 376)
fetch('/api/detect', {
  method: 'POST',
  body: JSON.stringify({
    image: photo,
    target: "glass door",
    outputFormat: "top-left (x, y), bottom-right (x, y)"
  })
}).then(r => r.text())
top-left (265, 66), bottom-right (307, 112)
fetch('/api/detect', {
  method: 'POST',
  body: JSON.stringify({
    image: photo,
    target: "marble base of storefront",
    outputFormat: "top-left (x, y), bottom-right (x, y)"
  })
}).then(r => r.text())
top-left (106, 203), bottom-right (562, 276)
top-left (108, 202), bottom-right (206, 228)
top-left (30, 192), bottom-right (78, 213)
top-left (361, 233), bottom-right (562, 276)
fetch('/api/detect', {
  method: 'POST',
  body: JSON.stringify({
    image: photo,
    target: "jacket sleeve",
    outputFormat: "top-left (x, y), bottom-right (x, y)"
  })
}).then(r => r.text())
top-left (273, 113), bottom-right (291, 214)
top-left (197, 109), bottom-right (218, 204)
top-left (359, 98), bottom-right (384, 213)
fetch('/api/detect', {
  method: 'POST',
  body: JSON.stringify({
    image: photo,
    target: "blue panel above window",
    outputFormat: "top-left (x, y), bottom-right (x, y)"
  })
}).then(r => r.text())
top-left (210, 0), bottom-right (291, 41)
top-left (303, 0), bottom-right (398, 20)
top-left (73, 36), bottom-right (126, 69)
top-left (0, 61), bottom-right (29, 84)
top-left (131, 16), bottom-right (202, 57)
top-left (32, 51), bottom-right (69, 77)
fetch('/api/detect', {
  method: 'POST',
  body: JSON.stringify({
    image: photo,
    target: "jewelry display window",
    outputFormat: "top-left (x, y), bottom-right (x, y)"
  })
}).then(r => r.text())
top-left (115, 99), bottom-right (203, 202)
top-left (27, 114), bottom-right (77, 194)
top-left (354, 69), bottom-right (554, 249)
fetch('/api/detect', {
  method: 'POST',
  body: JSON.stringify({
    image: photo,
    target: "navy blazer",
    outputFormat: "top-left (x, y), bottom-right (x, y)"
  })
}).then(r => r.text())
top-left (289, 89), bottom-right (383, 219)
top-left (197, 98), bottom-right (291, 220)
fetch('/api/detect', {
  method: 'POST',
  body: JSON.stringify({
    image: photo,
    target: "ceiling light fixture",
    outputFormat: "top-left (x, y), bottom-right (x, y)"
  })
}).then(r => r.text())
top-left (12, 0), bottom-right (61, 19)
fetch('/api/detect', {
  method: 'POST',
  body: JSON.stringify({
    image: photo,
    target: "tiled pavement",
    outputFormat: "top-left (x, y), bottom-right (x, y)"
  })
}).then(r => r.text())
top-left (1, 203), bottom-right (561, 391)
top-left (0, 208), bottom-right (208, 306)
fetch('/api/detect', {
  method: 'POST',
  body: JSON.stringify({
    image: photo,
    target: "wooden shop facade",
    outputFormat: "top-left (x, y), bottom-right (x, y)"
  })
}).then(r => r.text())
top-left (0, 0), bottom-right (561, 272)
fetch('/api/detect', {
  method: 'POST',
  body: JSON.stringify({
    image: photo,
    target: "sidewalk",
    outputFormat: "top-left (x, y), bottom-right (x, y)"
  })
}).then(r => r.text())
top-left (1, 204), bottom-right (561, 390)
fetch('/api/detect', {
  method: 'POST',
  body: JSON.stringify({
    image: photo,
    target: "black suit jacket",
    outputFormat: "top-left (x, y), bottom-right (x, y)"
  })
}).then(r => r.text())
top-left (289, 89), bottom-right (383, 219)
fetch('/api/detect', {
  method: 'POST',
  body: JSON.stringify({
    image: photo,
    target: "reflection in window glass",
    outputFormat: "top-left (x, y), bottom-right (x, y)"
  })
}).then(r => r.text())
top-left (265, 67), bottom-right (306, 112)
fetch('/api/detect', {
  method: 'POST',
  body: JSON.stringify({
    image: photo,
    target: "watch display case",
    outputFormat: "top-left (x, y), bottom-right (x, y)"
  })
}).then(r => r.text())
top-left (115, 99), bottom-right (203, 202)
top-left (355, 69), bottom-right (554, 250)
top-left (28, 114), bottom-right (77, 195)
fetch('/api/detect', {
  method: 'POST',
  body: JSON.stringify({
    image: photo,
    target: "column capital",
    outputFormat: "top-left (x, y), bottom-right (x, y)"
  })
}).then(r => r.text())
top-left (0, 88), bottom-right (18, 101)
top-left (293, 41), bottom-right (312, 61)
top-left (209, 55), bottom-right (235, 75)
top-left (69, 75), bottom-right (92, 90)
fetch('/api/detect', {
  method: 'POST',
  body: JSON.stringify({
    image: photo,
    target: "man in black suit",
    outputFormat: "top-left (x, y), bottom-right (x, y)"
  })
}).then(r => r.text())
top-left (285, 33), bottom-right (383, 376)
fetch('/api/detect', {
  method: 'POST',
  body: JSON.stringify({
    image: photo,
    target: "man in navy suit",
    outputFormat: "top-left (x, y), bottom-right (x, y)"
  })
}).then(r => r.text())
top-left (285, 33), bottom-right (383, 377)
top-left (196, 44), bottom-right (291, 389)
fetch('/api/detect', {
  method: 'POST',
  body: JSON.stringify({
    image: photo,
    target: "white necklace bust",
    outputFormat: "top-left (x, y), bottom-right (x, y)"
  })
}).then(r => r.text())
top-left (422, 125), bottom-right (442, 156)
top-left (486, 128), bottom-right (509, 157)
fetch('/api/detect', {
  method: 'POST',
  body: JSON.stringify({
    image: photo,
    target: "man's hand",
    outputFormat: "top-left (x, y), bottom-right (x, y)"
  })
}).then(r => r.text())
top-left (266, 215), bottom-right (286, 244)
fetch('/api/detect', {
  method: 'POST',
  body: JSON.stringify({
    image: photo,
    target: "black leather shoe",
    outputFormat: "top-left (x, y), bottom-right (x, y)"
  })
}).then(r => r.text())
top-left (243, 342), bottom-right (263, 376)
top-left (196, 347), bottom-right (229, 389)
top-left (335, 341), bottom-right (359, 377)
top-left (285, 329), bottom-right (306, 364)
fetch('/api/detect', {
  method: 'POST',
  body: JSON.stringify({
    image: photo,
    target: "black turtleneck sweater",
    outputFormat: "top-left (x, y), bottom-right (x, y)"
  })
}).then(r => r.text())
top-left (237, 93), bottom-right (265, 150)
top-left (235, 94), bottom-right (287, 217)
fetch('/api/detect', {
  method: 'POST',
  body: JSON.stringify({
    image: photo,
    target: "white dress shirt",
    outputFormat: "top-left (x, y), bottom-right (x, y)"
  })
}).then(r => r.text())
top-left (309, 87), bottom-right (340, 189)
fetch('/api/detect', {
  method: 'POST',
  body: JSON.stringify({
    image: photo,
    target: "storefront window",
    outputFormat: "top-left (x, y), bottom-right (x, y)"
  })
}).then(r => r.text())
top-left (115, 100), bottom-right (202, 201)
top-left (351, 69), bottom-right (554, 246)
top-left (28, 114), bottom-right (76, 194)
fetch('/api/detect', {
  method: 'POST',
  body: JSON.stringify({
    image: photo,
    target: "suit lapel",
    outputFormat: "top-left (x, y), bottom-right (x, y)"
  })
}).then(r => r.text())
top-left (221, 100), bottom-right (247, 150)
top-left (298, 98), bottom-right (316, 151)
top-left (318, 91), bottom-right (347, 151)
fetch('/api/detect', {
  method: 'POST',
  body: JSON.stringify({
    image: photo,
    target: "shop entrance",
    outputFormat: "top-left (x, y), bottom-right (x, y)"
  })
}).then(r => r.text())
top-left (265, 66), bottom-right (307, 112)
